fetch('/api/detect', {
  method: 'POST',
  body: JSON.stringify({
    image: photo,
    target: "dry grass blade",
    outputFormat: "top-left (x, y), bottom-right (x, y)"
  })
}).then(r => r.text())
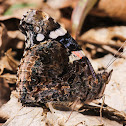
top-left (71, 0), bottom-right (98, 39)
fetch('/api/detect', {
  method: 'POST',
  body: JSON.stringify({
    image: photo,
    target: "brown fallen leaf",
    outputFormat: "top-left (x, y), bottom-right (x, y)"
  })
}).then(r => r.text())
top-left (7, 30), bottom-right (24, 41)
top-left (0, 49), bottom-right (19, 74)
top-left (7, 30), bottom-right (25, 51)
top-left (0, 73), bottom-right (16, 84)
top-left (42, 4), bottom-right (61, 21)
top-left (0, 56), bottom-right (12, 74)
top-left (0, 0), bottom-right (10, 15)
top-left (0, 23), bottom-right (9, 53)
top-left (0, 64), bottom-right (4, 75)
top-left (78, 26), bottom-right (126, 58)
top-left (5, 49), bottom-right (19, 73)
top-left (91, 0), bottom-right (126, 22)
top-left (0, 91), bottom-right (122, 126)
top-left (59, 18), bottom-right (71, 32)
top-left (0, 16), bottom-right (20, 31)
top-left (80, 26), bottom-right (126, 43)
top-left (0, 78), bottom-right (11, 107)
top-left (44, 0), bottom-right (75, 9)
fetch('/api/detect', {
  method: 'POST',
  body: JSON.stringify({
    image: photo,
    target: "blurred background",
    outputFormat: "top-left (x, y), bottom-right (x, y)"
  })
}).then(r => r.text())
top-left (0, 0), bottom-right (126, 124)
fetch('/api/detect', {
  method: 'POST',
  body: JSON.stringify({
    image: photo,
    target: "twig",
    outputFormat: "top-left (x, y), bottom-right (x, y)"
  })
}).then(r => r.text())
top-left (79, 103), bottom-right (126, 124)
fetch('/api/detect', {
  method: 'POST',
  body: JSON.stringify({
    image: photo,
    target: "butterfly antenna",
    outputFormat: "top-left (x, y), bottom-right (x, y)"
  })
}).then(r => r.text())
top-left (106, 48), bottom-right (126, 69)
top-left (106, 41), bottom-right (126, 69)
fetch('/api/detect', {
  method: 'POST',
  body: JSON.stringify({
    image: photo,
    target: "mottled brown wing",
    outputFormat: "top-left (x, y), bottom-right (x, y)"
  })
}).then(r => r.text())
top-left (17, 40), bottom-right (70, 106)
top-left (16, 38), bottom-right (105, 107)
top-left (17, 9), bottom-right (112, 107)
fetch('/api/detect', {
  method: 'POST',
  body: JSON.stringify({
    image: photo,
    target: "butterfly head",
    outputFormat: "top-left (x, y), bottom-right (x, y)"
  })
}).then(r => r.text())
top-left (95, 69), bottom-right (113, 99)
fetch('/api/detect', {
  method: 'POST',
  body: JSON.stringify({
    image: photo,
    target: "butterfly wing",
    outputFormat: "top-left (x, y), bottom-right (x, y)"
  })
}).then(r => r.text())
top-left (17, 9), bottom-right (111, 107)
top-left (17, 40), bottom-right (71, 106)
top-left (19, 9), bottom-right (80, 53)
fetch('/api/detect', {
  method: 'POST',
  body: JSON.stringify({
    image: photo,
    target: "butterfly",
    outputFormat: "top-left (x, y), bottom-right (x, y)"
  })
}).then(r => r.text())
top-left (17, 9), bottom-right (112, 108)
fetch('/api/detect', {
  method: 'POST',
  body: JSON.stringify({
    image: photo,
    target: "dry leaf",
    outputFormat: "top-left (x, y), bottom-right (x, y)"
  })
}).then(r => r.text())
top-left (0, 78), bottom-right (11, 107)
top-left (80, 26), bottom-right (126, 43)
top-left (0, 0), bottom-right (10, 15)
top-left (5, 49), bottom-right (19, 73)
top-left (0, 16), bottom-right (20, 31)
top-left (0, 73), bottom-right (16, 84)
top-left (44, 0), bottom-right (74, 9)
top-left (0, 56), bottom-right (12, 73)
top-left (91, 0), bottom-right (126, 22)
top-left (79, 26), bottom-right (126, 58)
top-left (0, 90), bottom-right (123, 126)
top-left (42, 4), bottom-right (61, 21)
top-left (7, 30), bottom-right (24, 41)
top-left (0, 49), bottom-right (19, 73)
top-left (0, 23), bottom-right (9, 53)
top-left (59, 18), bottom-right (71, 31)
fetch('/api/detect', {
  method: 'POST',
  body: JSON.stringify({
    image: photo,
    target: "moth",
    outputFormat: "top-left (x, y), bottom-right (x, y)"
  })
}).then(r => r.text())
top-left (17, 9), bottom-right (112, 108)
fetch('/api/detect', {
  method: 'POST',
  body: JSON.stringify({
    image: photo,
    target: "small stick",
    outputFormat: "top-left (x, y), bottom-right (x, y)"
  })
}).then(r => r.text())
top-left (79, 102), bottom-right (126, 124)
